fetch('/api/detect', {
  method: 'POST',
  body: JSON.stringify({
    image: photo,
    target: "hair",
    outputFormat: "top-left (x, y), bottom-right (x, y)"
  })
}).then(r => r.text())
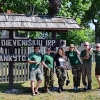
top-left (34, 45), bottom-right (40, 50)
top-left (46, 46), bottom-right (51, 50)
top-left (96, 43), bottom-right (100, 47)
top-left (69, 44), bottom-right (75, 51)
top-left (84, 42), bottom-right (90, 45)
top-left (70, 44), bottom-right (74, 47)
top-left (57, 47), bottom-right (64, 55)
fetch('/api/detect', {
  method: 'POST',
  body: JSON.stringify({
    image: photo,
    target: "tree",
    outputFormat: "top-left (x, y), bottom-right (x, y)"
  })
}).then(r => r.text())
top-left (82, 0), bottom-right (100, 43)
top-left (0, 0), bottom-right (95, 45)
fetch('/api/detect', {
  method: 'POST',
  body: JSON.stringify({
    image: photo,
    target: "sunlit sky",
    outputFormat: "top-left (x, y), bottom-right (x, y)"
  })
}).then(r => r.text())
top-left (89, 23), bottom-right (95, 30)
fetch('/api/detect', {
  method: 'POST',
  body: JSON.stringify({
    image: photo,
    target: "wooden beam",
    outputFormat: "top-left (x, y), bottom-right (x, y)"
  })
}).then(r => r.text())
top-left (8, 30), bottom-right (14, 90)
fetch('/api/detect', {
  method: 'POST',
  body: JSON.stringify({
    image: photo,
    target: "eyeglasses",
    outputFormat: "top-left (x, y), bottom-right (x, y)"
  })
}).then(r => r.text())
top-left (70, 47), bottom-right (74, 48)
top-left (84, 45), bottom-right (88, 46)
top-left (47, 50), bottom-right (51, 51)
top-left (96, 46), bottom-right (100, 48)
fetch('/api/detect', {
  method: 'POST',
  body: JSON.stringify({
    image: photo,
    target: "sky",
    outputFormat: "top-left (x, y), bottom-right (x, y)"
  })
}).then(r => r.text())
top-left (89, 23), bottom-right (95, 30)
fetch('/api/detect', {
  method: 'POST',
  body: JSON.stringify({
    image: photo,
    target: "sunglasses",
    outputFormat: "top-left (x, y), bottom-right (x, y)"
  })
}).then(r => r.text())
top-left (96, 46), bottom-right (100, 48)
top-left (70, 47), bottom-right (74, 48)
top-left (47, 49), bottom-right (51, 51)
top-left (84, 45), bottom-right (88, 46)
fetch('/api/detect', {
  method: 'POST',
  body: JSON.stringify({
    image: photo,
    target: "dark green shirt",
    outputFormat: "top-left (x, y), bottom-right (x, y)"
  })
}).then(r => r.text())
top-left (28, 52), bottom-right (43, 70)
top-left (93, 50), bottom-right (100, 64)
top-left (43, 53), bottom-right (54, 68)
top-left (65, 51), bottom-right (81, 66)
top-left (80, 50), bottom-right (93, 63)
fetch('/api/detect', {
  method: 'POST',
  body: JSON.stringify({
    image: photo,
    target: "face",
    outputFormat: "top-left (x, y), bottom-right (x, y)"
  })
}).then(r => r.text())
top-left (84, 43), bottom-right (89, 50)
top-left (70, 46), bottom-right (74, 51)
top-left (95, 45), bottom-right (100, 51)
top-left (58, 49), bottom-right (63, 55)
top-left (46, 48), bottom-right (51, 54)
top-left (34, 47), bottom-right (40, 53)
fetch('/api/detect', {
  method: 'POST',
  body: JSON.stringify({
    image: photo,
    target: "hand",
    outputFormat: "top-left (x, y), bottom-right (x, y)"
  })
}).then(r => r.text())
top-left (66, 47), bottom-right (69, 50)
top-left (35, 61), bottom-right (38, 64)
top-left (84, 56), bottom-right (89, 59)
top-left (74, 46), bottom-right (76, 50)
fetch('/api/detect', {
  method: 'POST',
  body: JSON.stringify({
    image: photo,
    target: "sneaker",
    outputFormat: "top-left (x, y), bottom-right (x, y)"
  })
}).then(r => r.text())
top-left (83, 85), bottom-right (88, 90)
top-left (74, 86), bottom-right (77, 90)
top-left (58, 88), bottom-right (62, 93)
top-left (87, 87), bottom-right (91, 90)
top-left (35, 91), bottom-right (41, 95)
top-left (32, 93), bottom-right (35, 96)
top-left (98, 87), bottom-right (100, 90)
top-left (61, 86), bottom-right (64, 91)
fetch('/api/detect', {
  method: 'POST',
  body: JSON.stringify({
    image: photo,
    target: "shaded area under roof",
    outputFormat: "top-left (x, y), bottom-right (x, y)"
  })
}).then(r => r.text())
top-left (0, 14), bottom-right (81, 30)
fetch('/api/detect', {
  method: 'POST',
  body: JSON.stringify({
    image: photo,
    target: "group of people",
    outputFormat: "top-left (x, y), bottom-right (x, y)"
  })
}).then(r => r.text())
top-left (27, 42), bottom-right (100, 96)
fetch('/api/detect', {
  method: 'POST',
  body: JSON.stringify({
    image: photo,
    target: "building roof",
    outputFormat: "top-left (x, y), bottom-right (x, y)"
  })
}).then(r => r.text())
top-left (0, 14), bottom-right (81, 31)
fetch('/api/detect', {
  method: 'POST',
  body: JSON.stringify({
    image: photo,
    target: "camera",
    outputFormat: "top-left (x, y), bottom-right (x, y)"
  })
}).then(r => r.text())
top-left (66, 79), bottom-right (70, 86)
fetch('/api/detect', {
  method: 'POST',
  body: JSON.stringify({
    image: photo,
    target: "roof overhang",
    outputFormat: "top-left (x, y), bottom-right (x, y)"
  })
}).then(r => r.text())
top-left (0, 14), bottom-right (81, 31)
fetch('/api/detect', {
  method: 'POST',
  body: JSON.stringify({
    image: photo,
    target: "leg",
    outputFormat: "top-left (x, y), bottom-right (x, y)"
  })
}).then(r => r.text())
top-left (49, 68), bottom-right (54, 87)
top-left (86, 63), bottom-right (92, 89)
top-left (35, 68), bottom-right (42, 93)
top-left (31, 81), bottom-right (35, 94)
top-left (56, 68), bottom-right (62, 93)
top-left (82, 63), bottom-right (87, 87)
top-left (77, 65), bottom-right (82, 87)
top-left (59, 69), bottom-right (67, 91)
top-left (72, 66), bottom-right (77, 87)
top-left (35, 80), bottom-right (42, 93)
top-left (95, 75), bottom-right (100, 88)
top-left (44, 67), bottom-right (50, 92)
top-left (95, 65), bottom-right (100, 88)
top-left (29, 69), bottom-right (36, 95)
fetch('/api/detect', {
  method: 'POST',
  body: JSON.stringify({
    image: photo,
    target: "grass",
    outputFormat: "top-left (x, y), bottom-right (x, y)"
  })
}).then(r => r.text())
top-left (0, 63), bottom-right (100, 100)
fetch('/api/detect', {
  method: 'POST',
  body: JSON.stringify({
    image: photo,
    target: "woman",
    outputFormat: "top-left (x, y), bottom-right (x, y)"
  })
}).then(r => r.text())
top-left (54, 47), bottom-right (68, 93)
top-left (42, 47), bottom-right (54, 93)
top-left (92, 43), bottom-right (100, 89)
top-left (65, 44), bottom-right (81, 90)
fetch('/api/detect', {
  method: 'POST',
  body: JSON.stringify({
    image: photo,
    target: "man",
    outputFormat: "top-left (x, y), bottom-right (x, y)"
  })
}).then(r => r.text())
top-left (27, 45), bottom-right (42, 96)
top-left (80, 42), bottom-right (93, 90)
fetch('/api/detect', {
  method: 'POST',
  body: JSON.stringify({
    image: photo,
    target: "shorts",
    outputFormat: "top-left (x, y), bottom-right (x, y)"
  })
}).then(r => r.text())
top-left (29, 68), bottom-right (42, 81)
top-left (95, 64), bottom-right (100, 75)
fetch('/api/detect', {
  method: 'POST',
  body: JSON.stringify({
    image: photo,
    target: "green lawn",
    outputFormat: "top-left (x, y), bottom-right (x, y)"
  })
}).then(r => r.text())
top-left (0, 63), bottom-right (100, 100)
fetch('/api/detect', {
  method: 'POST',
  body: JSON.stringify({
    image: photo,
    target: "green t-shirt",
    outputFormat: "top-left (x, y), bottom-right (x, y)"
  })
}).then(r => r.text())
top-left (93, 50), bottom-right (100, 64)
top-left (80, 50), bottom-right (93, 63)
top-left (43, 53), bottom-right (54, 68)
top-left (28, 52), bottom-right (43, 70)
top-left (65, 51), bottom-right (81, 66)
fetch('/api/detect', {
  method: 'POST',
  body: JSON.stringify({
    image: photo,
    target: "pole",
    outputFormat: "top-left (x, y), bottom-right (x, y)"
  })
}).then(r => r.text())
top-left (51, 31), bottom-right (56, 51)
top-left (8, 30), bottom-right (14, 90)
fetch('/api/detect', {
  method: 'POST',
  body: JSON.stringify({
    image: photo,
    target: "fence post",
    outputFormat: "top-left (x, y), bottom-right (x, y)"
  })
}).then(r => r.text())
top-left (8, 30), bottom-right (14, 90)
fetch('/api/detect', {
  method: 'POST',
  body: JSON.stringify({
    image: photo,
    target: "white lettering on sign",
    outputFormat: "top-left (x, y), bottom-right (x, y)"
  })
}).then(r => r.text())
top-left (0, 39), bottom-right (59, 46)
top-left (46, 40), bottom-right (56, 46)
top-left (0, 54), bottom-right (27, 62)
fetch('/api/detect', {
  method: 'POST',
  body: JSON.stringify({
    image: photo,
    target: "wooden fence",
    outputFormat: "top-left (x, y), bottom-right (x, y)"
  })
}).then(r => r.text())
top-left (0, 44), bottom-right (96, 82)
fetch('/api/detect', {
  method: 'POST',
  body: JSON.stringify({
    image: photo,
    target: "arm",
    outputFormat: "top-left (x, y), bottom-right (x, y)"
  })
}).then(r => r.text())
top-left (42, 61), bottom-right (49, 68)
top-left (27, 59), bottom-right (37, 64)
top-left (74, 47), bottom-right (80, 55)
top-left (41, 55), bottom-right (49, 69)
top-left (27, 53), bottom-right (38, 64)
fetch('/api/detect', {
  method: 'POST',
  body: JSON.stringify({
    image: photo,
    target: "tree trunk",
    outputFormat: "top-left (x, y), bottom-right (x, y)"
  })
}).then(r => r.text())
top-left (95, 22), bottom-right (100, 43)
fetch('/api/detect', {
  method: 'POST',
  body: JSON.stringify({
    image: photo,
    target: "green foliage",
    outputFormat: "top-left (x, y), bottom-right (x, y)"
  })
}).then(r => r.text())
top-left (57, 27), bottom-right (94, 45)
top-left (0, 0), bottom-right (95, 45)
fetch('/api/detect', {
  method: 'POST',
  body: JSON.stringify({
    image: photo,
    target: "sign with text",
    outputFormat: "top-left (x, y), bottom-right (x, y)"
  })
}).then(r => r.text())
top-left (0, 54), bottom-right (27, 62)
top-left (0, 39), bottom-right (66, 47)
